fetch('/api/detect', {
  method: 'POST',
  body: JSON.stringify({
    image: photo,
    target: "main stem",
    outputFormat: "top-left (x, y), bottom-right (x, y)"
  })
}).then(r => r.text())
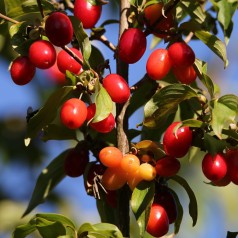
top-left (116, 0), bottom-right (130, 236)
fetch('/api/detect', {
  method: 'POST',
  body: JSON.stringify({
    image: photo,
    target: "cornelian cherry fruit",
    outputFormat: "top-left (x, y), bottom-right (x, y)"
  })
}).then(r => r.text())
top-left (57, 48), bottom-right (83, 74)
top-left (139, 163), bottom-right (156, 181)
top-left (120, 154), bottom-right (140, 173)
top-left (74, 0), bottom-right (102, 29)
top-left (118, 28), bottom-right (147, 64)
top-left (146, 49), bottom-right (172, 80)
top-left (60, 98), bottom-right (87, 129)
top-left (225, 149), bottom-right (238, 185)
top-left (99, 146), bottom-right (123, 168)
top-left (29, 40), bottom-right (56, 69)
top-left (10, 56), bottom-right (36, 85)
top-left (102, 74), bottom-right (130, 103)
top-left (163, 122), bottom-right (193, 158)
top-left (86, 103), bottom-right (115, 133)
top-left (45, 12), bottom-right (73, 47)
top-left (173, 65), bottom-right (197, 84)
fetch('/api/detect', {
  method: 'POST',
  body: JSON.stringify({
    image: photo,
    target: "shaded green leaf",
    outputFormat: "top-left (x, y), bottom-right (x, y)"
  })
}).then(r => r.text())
top-left (143, 84), bottom-right (198, 128)
top-left (180, 119), bottom-right (206, 129)
top-left (11, 221), bottom-right (36, 238)
top-left (194, 30), bottom-right (228, 68)
top-left (78, 222), bottom-right (123, 238)
top-left (70, 16), bottom-right (91, 69)
top-left (131, 181), bottom-right (155, 237)
top-left (93, 83), bottom-right (114, 123)
top-left (170, 175), bottom-right (198, 226)
top-left (22, 150), bottom-right (70, 217)
top-left (211, 95), bottom-right (238, 139)
top-left (25, 86), bottom-right (73, 143)
top-left (226, 231), bottom-right (238, 238)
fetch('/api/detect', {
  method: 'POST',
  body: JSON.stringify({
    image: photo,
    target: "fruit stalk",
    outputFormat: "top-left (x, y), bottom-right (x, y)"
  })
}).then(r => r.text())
top-left (36, 0), bottom-right (45, 18)
top-left (115, 0), bottom-right (130, 236)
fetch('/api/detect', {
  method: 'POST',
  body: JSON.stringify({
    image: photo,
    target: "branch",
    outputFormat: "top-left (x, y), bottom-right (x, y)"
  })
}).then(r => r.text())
top-left (0, 13), bottom-right (19, 24)
top-left (37, 0), bottom-right (45, 18)
top-left (90, 34), bottom-right (116, 52)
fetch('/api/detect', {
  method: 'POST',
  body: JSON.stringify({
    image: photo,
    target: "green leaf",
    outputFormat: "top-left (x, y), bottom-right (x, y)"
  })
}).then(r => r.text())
top-left (212, 0), bottom-right (238, 44)
top-left (70, 16), bottom-right (91, 69)
top-left (131, 181), bottom-right (155, 237)
top-left (78, 222), bottom-right (123, 238)
top-left (194, 59), bottom-right (215, 98)
top-left (11, 221), bottom-right (36, 238)
top-left (203, 133), bottom-right (228, 156)
top-left (88, 45), bottom-right (105, 73)
top-left (25, 86), bottom-right (73, 143)
top-left (143, 84), bottom-right (198, 128)
top-left (180, 0), bottom-right (206, 24)
top-left (170, 175), bottom-right (198, 227)
top-left (180, 119), bottom-right (206, 129)
top-left (22, 150), bottom-right (70, 217)
top-left (4, 0), bottom-right (54, 20)
top-left (93, 83), bottom-right (114, 123)
top-left (194, 30), bottom-right (228, 68)
top-left (226, 231), bottom-right (238, 238)
top-left (211, 95), bottom-right (238, 139)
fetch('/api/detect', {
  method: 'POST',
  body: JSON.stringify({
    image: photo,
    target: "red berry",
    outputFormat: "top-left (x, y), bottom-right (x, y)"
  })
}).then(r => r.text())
top-left (144, 3), bottom-right (174, 38)
top-left (102, 74), bottom-right (130, 103)
top-left (45, 12), bottom-right (73, 47)
top-left (173, 65), bottom-right (197, 84)
top-left (202, 153), bottom-right (227, 181)
top-left (74, 0), bottom-right (102, 29)
top-left (225, 149), bottom-right (238, 185)
top-left (10, 56), bottom-right (36, 85)
top-left (46, 61), bottom-right (66, 84)
top-left (146, 49), bottom-right (172, 80)
top-left (29, 40), bottom-right (56, 69)
top-left (163, 122), bottom-right (193, 158)
top-left (60, 98), bottom-right (87, 129)
top-left (87, 103), bottom-right (115, 133)
top-left (146, 203), bottom-right (169, 237)
top-left (57, 48), bottom-right (83, 74)
top-left (155, 156), bottom-right (181, 177)
top-left (118, 28), bottom-right (147, 64)
top-left (168, 42), bottom-right (195, 68)
top-left (154, 188), bottom-right (178, 224)
top-left (64, 147), bottom-right (89, 177)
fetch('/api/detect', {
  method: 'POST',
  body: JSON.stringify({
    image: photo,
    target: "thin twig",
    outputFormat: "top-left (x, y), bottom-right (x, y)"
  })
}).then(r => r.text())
top-left (184, 32), bottom-right (194, 43)
top-left (90, 34), bottom-right (116, 52)
top-left (61, 45), bottom-right (84, 66)
top-left (0, 13), bottom-right (19, 24)
top-left (37, 0), bottom-right (45, 18)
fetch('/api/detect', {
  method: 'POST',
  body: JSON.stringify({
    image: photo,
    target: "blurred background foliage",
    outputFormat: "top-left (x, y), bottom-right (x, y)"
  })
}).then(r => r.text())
top-left (0, 0), bottom-right (238, 238)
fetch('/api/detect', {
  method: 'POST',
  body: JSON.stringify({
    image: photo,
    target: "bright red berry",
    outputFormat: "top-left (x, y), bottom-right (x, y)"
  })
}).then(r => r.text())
top-left (57, 48), bottom-right (83, 74)
top-left (60, 98), bottom-right (87, 129)
top-left (74, 0), bottom-right (102, 29)
top-left (10, 56), bottom-right (36, 85)
top-left (225, 149), bottom-right (238, 184)
top-left (146, 203), bottom-right (169, 237)
top-left (146, 49), bottom-right (172, 80)
top-left (155, 156), bottom-right (181, 177)
top-left (173, 65), bottom-right (197, 84)
top-left (86, 103), bottom-right (115, 133)
top-left (45, 12), bottom-right (73, 47)
top-left (102, 74), bottom-right (130, 103)
top-left (202, 153), bottom-right (227, 181)
top-left (168, 42), bottom-right (195, 68)
top-left (163, 122), bottom-right (193, 158)
top-left (29, 40), bottom-right (56, 69)
top-left (118, 28), bottom-right (147, 64)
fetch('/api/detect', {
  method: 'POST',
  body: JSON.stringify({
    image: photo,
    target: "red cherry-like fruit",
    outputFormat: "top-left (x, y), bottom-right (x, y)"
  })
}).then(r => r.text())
top-left (163, 122), bottom-right (193, 158)
top-left (225, 149), bottom-right (238, 184)
top-left (118, 28), bottom-right (147, 64)
top-left (144, 3), bottom-right (174, 38)
top-left (87, 103), bottom-right (115, 133)
top-left (146, 203), bottom-right (169, 237)
top-left (202, 153), bottom-right (227, 181)
top-left (103, 74), bottom-right (130, 103)
top-left (173, 65), bottom-right (197, 84)
top-left (29, 40), bottom-right (56, 69)
top-left (57, 48), bottom-right (83, 74)
top-left (74, 0), bottom-right (102, 29)
top-left (168, 42), bottom-right (195, 68)
top-left (10, 56), bottom-right (36, 85)
top-left (146, 49), bottom-right (172, 80)
top-left (60, 98), bottom-right (87, 129)
top-left (154, 188), bottom-right (178, 224)
top-left (155, 156), bottom-right (181, 177)
top-left (46, 61), bottom-right (66, 84)
top-left (45, 12), bottom-right (73, 47)
top-left (64, 146), bottom-right (89, 177)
